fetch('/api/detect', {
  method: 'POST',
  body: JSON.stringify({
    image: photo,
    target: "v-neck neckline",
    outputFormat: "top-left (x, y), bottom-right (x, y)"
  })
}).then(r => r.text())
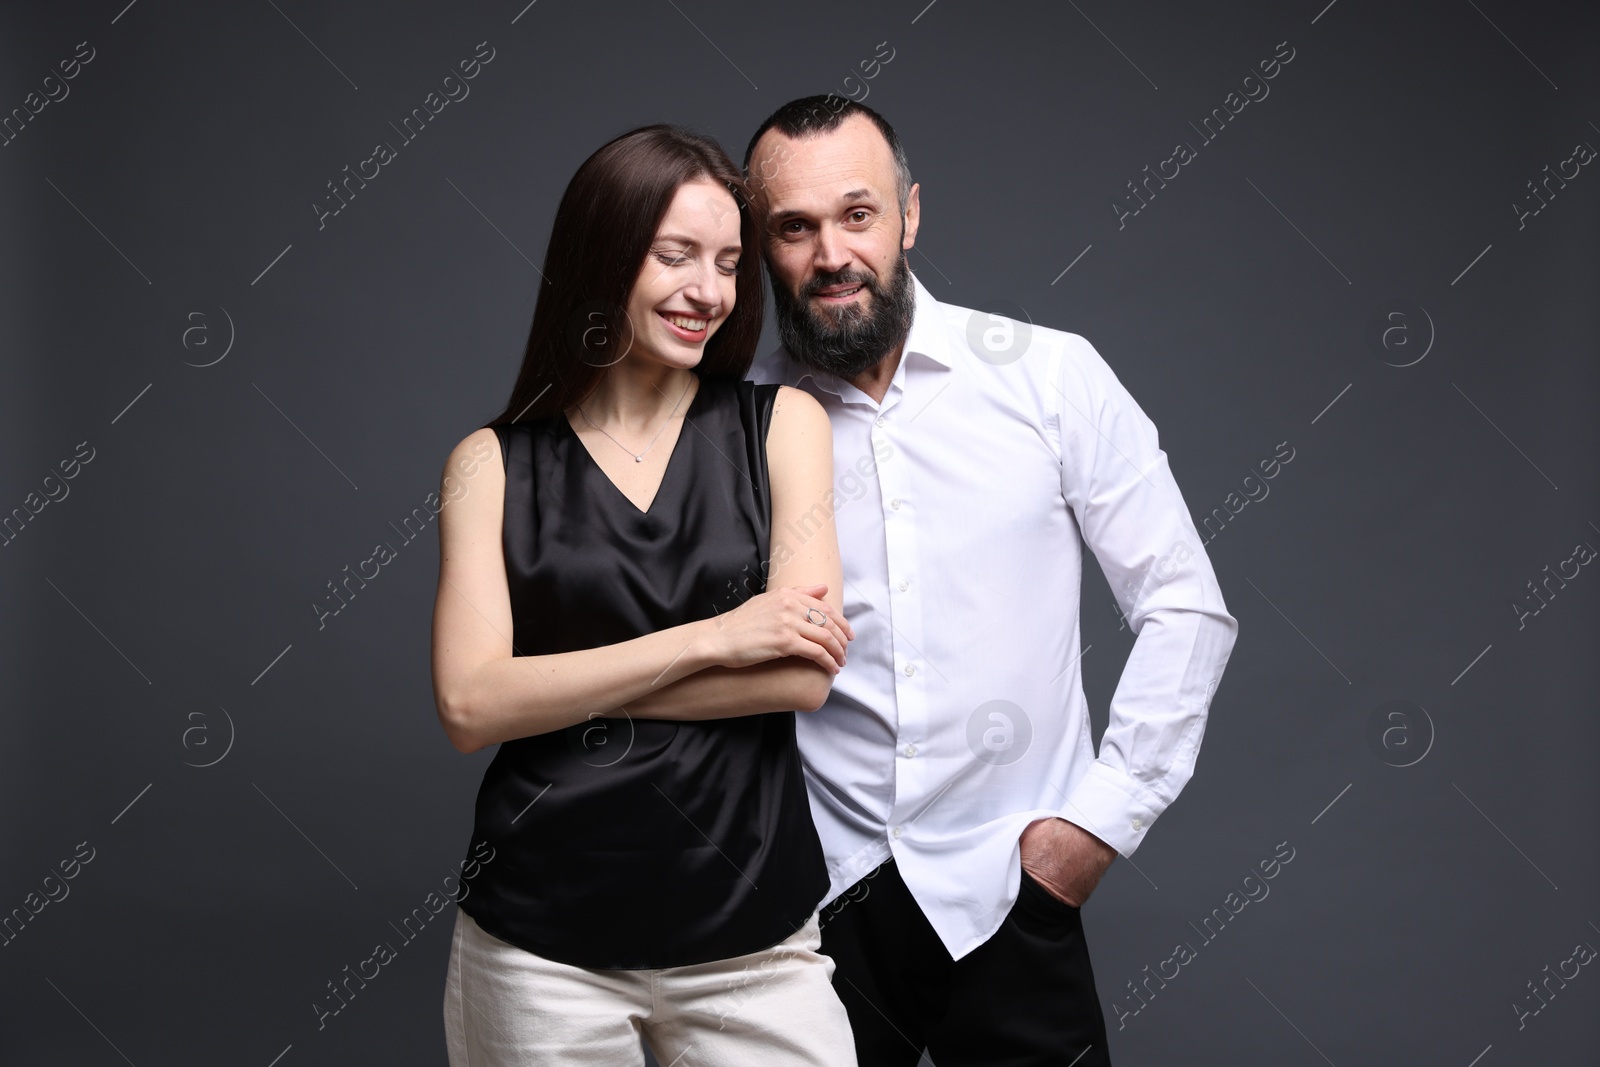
top-left (562, 377), bottom-right (706, 517)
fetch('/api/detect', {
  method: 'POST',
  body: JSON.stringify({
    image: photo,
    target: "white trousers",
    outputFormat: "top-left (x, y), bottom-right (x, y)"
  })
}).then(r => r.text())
top-left (443, 907), bottom-right (859, 1066)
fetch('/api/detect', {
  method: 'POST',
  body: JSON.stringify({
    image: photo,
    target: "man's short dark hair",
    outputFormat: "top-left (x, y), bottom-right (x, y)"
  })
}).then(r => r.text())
top-left (743, 95), bottom-right (913, 210)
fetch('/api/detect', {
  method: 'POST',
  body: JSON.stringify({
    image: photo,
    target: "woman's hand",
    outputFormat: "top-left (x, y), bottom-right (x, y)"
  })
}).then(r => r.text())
top-left (700, 583), bottom-right (855, 674)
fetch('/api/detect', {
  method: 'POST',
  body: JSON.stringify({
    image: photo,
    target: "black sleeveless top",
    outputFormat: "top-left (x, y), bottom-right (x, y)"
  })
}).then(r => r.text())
top-left (454, 376), bottom-right (829, 969)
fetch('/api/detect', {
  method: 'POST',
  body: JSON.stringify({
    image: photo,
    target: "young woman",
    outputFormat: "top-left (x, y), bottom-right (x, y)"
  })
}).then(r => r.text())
top-left (430, 125), bottom-right (859, 1065)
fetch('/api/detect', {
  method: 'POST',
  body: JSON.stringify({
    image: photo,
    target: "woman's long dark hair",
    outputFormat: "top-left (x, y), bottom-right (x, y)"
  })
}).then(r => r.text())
top-left (485, 125), bottom-right (764, 426)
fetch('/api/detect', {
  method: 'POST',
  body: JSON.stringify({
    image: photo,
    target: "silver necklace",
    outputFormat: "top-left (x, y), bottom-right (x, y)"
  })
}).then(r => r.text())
top-left (577, 374), bottom-right (695, 462)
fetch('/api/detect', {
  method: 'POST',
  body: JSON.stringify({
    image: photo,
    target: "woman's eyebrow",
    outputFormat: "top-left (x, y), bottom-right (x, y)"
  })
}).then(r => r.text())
top-left (655, 233), bottom-right (741, 254)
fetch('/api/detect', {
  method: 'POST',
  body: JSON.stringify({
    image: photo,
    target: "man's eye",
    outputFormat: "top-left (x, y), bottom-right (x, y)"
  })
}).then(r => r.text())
top-left (848, 210), bottom-right (870, 223)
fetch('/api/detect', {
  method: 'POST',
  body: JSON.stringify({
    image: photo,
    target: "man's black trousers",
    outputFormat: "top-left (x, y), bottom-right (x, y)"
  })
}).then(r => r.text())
top-left (817, 857), bottom-right (1113, 1066)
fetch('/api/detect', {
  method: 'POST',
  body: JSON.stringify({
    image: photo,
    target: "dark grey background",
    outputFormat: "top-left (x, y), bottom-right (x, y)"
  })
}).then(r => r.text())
top-left (3, 0), bottom-right (1596, 1064)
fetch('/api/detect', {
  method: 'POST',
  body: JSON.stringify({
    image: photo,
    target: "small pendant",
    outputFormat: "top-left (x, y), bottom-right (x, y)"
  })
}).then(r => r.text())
top-left (634, 454), bottom-right (644, 462)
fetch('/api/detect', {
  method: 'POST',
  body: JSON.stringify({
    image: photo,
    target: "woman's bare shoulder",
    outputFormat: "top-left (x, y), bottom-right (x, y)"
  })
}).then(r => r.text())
top-left (438, 426), bottom-right (504, 526)
top-left (443, 426), bottom-right (502, 475)
top-left (766, 386), bottom-right (832, 485)
top-left (769, 384), bottom-right (829, 435)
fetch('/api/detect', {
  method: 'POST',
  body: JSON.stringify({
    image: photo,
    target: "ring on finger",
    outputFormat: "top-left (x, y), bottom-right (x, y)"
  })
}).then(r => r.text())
top-left (805, 607), bottom-right (827, 626)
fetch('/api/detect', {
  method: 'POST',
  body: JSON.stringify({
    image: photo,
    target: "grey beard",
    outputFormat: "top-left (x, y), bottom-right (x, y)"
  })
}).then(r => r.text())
top-left (772, 255), bottom-right (916, 380)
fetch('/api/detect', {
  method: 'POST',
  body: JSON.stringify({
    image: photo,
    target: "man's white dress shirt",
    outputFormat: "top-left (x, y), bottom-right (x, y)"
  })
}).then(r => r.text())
top-left (750, 272), bottom-right (1238, 960)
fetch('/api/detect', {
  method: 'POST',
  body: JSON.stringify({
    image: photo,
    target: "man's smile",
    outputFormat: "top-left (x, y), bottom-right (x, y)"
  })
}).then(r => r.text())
top-left (812, 283), bottom-right (865, 303)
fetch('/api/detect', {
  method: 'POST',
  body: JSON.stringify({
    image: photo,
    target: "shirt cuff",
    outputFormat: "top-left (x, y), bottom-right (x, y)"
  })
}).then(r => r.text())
top-left (1056, 762), bottom-right (1165, 857)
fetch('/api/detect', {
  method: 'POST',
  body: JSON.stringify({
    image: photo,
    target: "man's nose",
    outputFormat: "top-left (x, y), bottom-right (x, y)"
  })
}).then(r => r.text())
top-left (812, 225), bottom-right (851, 275)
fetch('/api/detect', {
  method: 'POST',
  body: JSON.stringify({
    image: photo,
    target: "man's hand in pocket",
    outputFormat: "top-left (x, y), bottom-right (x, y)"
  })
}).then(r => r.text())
top-left (1018, 817), bottom-right (1118, 907)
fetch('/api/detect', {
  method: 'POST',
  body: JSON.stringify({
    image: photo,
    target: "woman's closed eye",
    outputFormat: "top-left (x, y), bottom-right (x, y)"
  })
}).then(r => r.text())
top-left (654, 249), bottom-right (739, 276)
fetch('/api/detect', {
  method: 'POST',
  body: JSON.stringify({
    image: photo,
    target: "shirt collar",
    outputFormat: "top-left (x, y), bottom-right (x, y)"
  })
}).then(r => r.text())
top-left (783, 269), bottom-right (952, 396)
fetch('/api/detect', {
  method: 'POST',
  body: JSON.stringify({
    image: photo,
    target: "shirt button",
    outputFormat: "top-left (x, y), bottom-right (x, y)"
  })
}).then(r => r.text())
top-left (904, 744), bottom-right (917, 758)
top-left (876, 415), bottom-right (886, 427)
top-left (890, 498), bottom-right (902, 510)
top-left (1131, 818), bottom-right (1144, 831)
top-left (904, 663), bottom-right (916, 677)
top-left (891, 826), bottom-right (903, 839)
top-left (898, 579), bottom-right (909, 591)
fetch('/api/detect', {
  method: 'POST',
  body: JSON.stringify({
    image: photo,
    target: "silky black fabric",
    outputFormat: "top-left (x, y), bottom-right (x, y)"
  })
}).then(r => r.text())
top-left (454, 375), bottom-right (829, 970)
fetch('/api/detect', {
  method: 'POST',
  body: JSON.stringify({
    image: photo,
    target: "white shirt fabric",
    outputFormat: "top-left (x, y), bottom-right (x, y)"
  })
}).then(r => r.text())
top-left (749, 271), bottom-right (1239, 960)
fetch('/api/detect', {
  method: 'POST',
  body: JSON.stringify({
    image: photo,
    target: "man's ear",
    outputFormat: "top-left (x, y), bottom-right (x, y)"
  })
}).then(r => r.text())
top-left (901, 182), bottom-right (921, 251)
